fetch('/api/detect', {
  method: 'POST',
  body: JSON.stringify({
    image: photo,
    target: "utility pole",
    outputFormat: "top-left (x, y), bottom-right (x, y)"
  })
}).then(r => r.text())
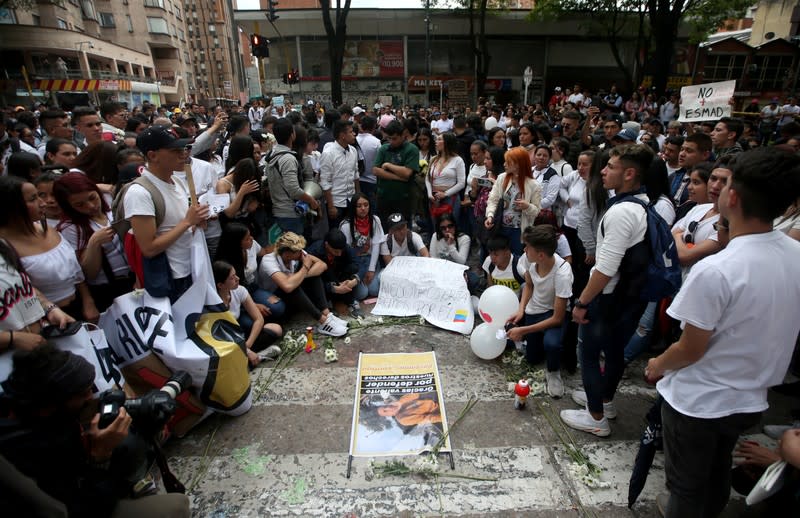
top-left (424, 0), bottom-right (431, 107)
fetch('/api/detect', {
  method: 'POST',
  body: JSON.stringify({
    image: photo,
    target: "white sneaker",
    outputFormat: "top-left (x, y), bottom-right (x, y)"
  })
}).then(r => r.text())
top-left (546, 370), bottom-right (564, 399)
top-left (327, 312), bottom-right (349, 327)
top-left (571, 389), bottom-right (617, 419)
top-left (560, 408), bottom-right (611, 437)
top-left (257, 345), bottom-right (282, 361)
top-left (317, 314), bottom-right (347, 337)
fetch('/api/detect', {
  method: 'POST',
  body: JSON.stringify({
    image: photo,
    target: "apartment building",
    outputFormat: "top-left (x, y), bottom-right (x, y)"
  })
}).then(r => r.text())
top-left (0, 0), bottom-right (246, 108)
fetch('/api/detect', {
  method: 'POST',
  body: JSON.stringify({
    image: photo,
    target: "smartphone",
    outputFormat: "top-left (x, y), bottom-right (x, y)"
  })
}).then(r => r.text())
top-left (110, 219), bottom-right (128, 235)
top-left (477, 177), bottom-right (493, 188)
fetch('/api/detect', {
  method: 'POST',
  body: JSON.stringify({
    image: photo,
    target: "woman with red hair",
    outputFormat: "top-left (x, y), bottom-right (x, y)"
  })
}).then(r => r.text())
top-left (54, 172), bottom-right (133, 312)
top-left (484, 146), bottom-right (542, 255)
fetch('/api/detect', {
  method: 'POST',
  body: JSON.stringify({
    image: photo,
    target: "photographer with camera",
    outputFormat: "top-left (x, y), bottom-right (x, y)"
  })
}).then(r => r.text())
top-left (0, 345), bottom-right (189, 517)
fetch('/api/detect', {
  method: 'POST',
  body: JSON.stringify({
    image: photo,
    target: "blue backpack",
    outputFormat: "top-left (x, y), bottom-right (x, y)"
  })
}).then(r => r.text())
top-left (602, 195), bottom-right (681, 302)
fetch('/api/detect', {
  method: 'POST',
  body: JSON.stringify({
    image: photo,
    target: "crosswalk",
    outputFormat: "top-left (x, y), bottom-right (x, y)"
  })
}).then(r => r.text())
top-left (163, 320), bottom-right (750, 517)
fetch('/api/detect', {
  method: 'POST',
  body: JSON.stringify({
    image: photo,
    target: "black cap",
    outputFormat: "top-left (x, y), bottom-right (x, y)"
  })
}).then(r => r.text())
top-left (136, 125), bottom-right (191, 154)
top-left (388, 212), bottom-right (407, 230)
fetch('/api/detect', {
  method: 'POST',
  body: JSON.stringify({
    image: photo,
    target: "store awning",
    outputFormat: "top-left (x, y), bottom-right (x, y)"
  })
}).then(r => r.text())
top-left (34, 79), bottom-right (132, 92)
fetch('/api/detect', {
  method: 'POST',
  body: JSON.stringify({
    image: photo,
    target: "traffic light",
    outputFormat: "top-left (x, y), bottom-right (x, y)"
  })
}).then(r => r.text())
top-left (250, 34), bottom-right (269, 58)
top-left (268, 0), bottom-right (279, 22)
top-left (281, 72), bottom-right (288, 85)
top-left (286, 70), bottom-right (295, 85)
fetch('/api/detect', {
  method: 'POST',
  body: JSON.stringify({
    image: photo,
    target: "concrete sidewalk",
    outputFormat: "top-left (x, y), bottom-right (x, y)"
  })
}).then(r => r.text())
top-left (164, 313), bottom-right (796, 517)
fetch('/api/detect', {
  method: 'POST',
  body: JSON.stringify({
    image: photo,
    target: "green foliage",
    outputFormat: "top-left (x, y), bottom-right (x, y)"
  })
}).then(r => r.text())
top-left (682, 0), bottom-right (754, 43)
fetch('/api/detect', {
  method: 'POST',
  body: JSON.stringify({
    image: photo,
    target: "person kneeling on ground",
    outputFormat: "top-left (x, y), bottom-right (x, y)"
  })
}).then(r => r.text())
top-left (307, 229), bottom-right (364, 317)
top-left (257, 232), bottom-right (348, 337)
top-left (507, 225), bottom-right (573, 398)
top-left (213, 260), bottom-right (282, 367)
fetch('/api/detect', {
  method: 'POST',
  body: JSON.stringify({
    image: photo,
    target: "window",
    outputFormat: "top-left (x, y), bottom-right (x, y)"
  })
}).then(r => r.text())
top-left (0, 8), bottom-right (18, 24)
top-left (57, 18), bottom-right (68, 29)
top-left (32, 14), bottom-right (40, 25)
top-left (175, 7), bottom-right (181, 19)
top-left (703, 54), bottom-right (746, 82)
top-left (171, 23), bottom-right (177, 36)
top-left (144, 0), bottom-right (165, 8)
top-left (200, 63), bottom-right (206, 70)
top-left (99, 12), bottom-right (115, 27)
top-left (192, 11), bottom-right (197, 19)
top-left (123, 0), bottom-right (128, 4)
top-left (80, 0), bottom-right (97, 20)
top-left (184, 51), bottom-right (190, 63)
top-left (179, 28), bottom-right (185, 40)
top-left (207, 22), bottom-right (215, 32)
top-left (213, 37), bottom-right (219, 48)
top-left (753, 54), bottom-right (794, 91)
top-left (146, 17), bottom-right (168, 34)
top-left (126, 14), bottom-right (133, 32)
top-left (216, 61), bottom-right (223, 70)
top-left (187, 24), bottom-right (193, 33)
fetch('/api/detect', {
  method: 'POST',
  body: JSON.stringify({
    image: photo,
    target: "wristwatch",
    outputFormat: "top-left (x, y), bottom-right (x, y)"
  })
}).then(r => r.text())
top-left (574, 300), bottom-right (590, 309)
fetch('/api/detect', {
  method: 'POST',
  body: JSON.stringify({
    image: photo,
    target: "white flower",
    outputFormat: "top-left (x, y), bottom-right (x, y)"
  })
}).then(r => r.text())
top-left (377, 317), bottom-right (384, 323)
top-left (344, 337), bottom-right (351, 344)
top-left (418, 317), bottom-right (425, 325)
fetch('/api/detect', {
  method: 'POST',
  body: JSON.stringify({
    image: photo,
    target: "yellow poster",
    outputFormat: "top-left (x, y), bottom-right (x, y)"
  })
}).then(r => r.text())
top-left (349, 352), bottom-right (450, 457)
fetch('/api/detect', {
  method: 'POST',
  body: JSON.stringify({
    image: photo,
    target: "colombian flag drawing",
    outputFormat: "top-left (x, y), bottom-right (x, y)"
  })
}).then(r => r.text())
top-left (453, 310), bottom-right (468, 323)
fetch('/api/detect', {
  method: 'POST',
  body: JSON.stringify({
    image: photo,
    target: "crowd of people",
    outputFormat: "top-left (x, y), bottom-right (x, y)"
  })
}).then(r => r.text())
top-left (1, 84), bottom-right (799, 516)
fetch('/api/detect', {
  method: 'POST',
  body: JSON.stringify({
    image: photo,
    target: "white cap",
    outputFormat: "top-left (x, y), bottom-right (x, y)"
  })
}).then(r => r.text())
top-left (352, 106), bottom-right (365, 115)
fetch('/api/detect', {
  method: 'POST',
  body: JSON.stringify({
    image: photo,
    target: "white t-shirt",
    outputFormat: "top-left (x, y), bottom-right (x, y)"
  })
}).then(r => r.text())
top-left (524, 254), bottom-right (573, 315)
top-left (379, 231), bottom-right (425, 257)
top-left (482, 255), bottom-right (523, 295)
top-left (227, 285), bottom-right (249, 320)
top-left (59, 211), bottom-right (130, 285)
top-left (518, 234), bottom-right (571, 276)
top-left (431, 118), bottom-right (453, 134)
top-left (258, 251), bottom-right (301, 292)
top-left (593, 194), bottom-right (648, 294)
top-left (673, 203), bottom-right (719, 278)
top-left (244, 239), bottom-right (261, 286)
top-left (653, 194), bottom-right (676, 227)
top-left (658, 231), bottom-right (800, 418)
top-left (123, 170), bottom-right (194, 279)
top-left (0, 255), bottom-right (45, 331)
top-left (465, 163), bottom-right (487, 198)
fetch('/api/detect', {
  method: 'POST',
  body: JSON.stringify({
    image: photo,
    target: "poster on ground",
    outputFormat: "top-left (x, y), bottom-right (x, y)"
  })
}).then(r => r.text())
top-left (372, 256), bottom-right (474, 334)
top-left (349, 352), bottom-right (450, 457)
top-left (678, 80), bottom-right (736, 122)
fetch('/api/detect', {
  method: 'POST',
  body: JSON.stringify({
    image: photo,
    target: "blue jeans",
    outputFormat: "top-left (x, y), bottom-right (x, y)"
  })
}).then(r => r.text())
top-left (579, 293), bottom-right (645, 414)
top-left (523, 310), bottom-right (563, 372)
top-left (238, 283), bottom-right (286, 333)
top-left (352, 252), bottom-right (381, 298)
top-left (274, 216), bottom-right (304, 235)
top-left (623, 300), bottom-right (657, 364)
top-left (500, 226), bottom-right (523, 256)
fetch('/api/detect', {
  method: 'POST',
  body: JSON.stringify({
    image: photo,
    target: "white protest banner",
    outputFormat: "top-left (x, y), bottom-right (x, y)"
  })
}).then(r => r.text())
top-left (372, 256), bottom-right (474, 334)
top-left (678, 80), bottom-right (736, 123)
top-left (273, 95), bottom-right (284, 107)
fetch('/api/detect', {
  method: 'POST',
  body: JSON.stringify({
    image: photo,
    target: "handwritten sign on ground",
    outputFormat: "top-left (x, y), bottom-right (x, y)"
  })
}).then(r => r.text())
top-left (678, 80), bottom-right (736, 122)
top-left (372, 256), bottom-right (474, 334)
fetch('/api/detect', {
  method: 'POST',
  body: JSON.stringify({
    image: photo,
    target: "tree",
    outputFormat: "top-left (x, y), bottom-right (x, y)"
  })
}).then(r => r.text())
top-left (320, 0), bottom-right (352, 107)
top-left (531, 0), bottom-right (753, 95)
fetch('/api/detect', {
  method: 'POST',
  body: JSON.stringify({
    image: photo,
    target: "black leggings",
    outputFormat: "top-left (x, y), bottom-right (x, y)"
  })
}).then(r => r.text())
top-left (275, 276), bottom-right (329, 321)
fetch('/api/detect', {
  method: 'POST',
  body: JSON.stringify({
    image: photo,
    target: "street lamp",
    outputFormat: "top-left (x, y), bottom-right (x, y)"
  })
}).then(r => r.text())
top-left (523, 66), bottom-right (533, 107)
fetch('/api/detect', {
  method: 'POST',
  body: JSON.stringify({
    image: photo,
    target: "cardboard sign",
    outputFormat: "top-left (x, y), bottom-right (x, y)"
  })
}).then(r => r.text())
top-left (372, 256), bottom-right (474, 334)
top-left (678, 80), bottom-right (736, 122)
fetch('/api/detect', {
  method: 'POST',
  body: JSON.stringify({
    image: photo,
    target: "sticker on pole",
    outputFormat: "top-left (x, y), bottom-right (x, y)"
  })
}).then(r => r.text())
top-left (678, 80), bottom-right (736, 123)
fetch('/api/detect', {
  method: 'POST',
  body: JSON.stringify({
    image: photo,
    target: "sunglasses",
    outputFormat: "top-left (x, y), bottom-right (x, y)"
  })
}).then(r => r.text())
top-left (685, 221), bottom-right (699, 244)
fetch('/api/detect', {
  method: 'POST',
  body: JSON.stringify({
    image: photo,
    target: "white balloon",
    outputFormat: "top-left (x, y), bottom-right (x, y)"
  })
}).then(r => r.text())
top-left (470, 323), bottom-right (506, 360)
top-left (478, 285), bottom-right (519, 327)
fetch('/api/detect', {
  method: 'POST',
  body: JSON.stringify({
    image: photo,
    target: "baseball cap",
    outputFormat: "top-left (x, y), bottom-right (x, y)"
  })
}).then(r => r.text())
top-left (387, 213), bottom-right (407, 231)
top-left (352, 106), bottom-right (365, 116)
top-left (614, 128), bottom-right (639, 141)
top-left (177, 114), bottom-right (197, 125)
top-left (136, 125), bottom-right (191, 154)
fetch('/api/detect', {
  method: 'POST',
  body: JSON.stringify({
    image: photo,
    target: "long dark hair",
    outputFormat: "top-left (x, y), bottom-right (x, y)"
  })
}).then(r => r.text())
top-left (0, 175), bottom-right (37, 235)
top-left (487, 146), bottom-right (506, 176)
top-left (212, 260), bottom-right (235, 287)
top-left (231, 157), bottom-right (260, 192)
top-left (586, 150), bottom-right (610, 218)
top-left (434, 212), bottom-right (464, 245)
top-left (225, 135), bottom-right (254, 171)
top-left (7, 151), bottom-right (42, 181)
top-left (53, 172), bottom-right (110, 251)
top-left (215, 222), bottom-right (250, 280)
top-left (72, 141), bottom-right (120, 185)
top-left (644, 158), bottom-right (671, 205)
top-left (346, 192), bottom-right (375, 242)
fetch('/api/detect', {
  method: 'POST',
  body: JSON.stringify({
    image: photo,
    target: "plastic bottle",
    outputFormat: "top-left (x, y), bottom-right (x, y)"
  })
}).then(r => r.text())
top-left (514, 379), bottom-right (530, 410)
top-left (305, 326), bottom-right (317, 353)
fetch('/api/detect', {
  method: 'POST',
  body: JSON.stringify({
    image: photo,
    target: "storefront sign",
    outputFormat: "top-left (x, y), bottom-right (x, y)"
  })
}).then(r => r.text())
top-left (343, 40), bottom-right (404, 78)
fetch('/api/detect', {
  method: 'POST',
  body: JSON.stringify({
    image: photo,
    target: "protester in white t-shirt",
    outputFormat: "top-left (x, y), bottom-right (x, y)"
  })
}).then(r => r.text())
top-left (258, 232), bottom-right (347, 337)
top-left (481, 234), bottom-right (525, 296)
top-left (646, 148), bottom-right (800, 517)
top-left (379, 213), bottom-right (428, 265)
top-left (508, 225), bottom-right (573, 399)
top-left (214, 260), bottom-right (282, 367)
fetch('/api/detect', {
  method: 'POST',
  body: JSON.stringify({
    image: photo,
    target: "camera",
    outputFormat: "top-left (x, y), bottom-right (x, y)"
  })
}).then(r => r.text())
top-left (477, 177), bottom-right (493, 189)
top-left (98, 371), bottom-right (191, 435)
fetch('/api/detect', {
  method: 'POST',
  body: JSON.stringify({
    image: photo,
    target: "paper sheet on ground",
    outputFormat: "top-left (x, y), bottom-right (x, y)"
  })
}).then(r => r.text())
top-left (372, 256), bottom-right (474, 334)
